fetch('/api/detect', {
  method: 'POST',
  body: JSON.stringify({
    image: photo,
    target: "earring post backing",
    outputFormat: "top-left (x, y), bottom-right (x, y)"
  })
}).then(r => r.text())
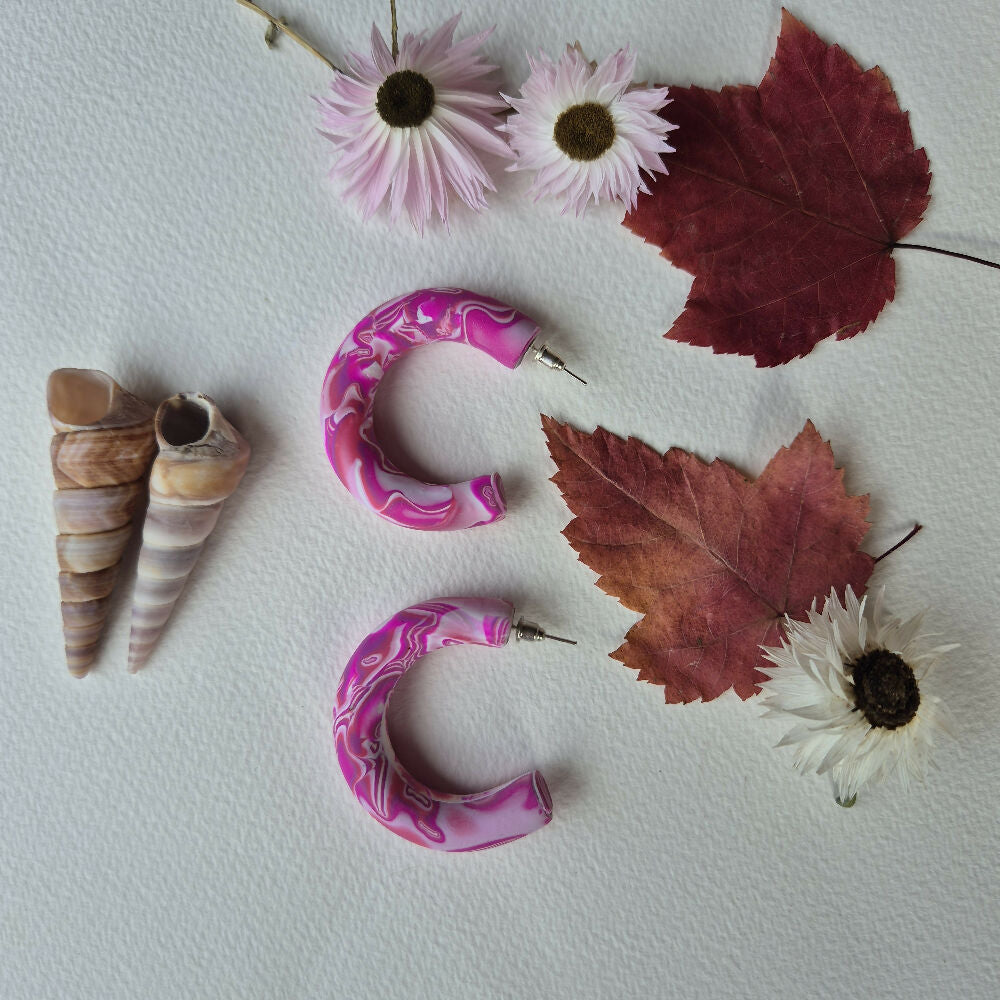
top-left (514, 617), bottom-right (578, 645)
top-left (531, 344), bottom-right (587, 385)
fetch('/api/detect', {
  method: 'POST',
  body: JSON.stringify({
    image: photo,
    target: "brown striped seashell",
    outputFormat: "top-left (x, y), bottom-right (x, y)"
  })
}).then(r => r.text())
top-left (48, 368), bottom-right (156, 677)
top-left (128, 393), bottom-right (251, 672)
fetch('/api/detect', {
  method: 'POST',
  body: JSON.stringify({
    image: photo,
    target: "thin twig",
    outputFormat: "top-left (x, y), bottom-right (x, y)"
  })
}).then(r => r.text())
top-left (390, 0), bottom-right (399, 61)
top-left (892, 243), bottom-right (1000, 270)
top-left (235, 0), bottom-right (340, 73)
top-left (873, 523), bottom-right (923, 563)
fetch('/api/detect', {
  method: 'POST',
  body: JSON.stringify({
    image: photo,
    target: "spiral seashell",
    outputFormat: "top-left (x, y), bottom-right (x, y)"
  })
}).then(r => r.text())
top-left (48, 368), bottom-right (156, 677)
top-left (128, 393), bottom-right (250, 672)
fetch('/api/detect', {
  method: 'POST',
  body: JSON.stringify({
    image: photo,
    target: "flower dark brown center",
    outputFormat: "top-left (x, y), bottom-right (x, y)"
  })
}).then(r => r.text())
top-left (553, 102), bottom-right (616, 161)
top-left (848, 649), bottom-right (920, 729)
top-left (375, 70), bottom-right (435, 128)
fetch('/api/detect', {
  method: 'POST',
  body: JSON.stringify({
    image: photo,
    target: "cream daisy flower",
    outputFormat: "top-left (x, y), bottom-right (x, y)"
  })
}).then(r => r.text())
top-left (316, 15), bottom-right (511, 231)
top-left (759, 586), bottom-right (955, 804)
top-left (501, 46), bottom-right (676, 215)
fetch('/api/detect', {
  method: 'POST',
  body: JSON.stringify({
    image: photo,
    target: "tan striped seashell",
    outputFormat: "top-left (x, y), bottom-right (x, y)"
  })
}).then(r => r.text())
top-left (128, 393), bottom-right (250, 672)
top-left (48, 369), bottom-right (156, 677)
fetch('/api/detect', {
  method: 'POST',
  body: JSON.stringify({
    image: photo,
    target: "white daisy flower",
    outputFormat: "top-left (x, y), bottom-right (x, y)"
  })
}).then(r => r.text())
top-left (501, 45), bottom-right (677, 215)
top-left (759, 586), bottom-right (955, 805)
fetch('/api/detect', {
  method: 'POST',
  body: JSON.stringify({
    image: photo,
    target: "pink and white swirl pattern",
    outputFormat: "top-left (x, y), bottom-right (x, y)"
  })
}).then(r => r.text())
top-left (334, 597), bottom-right (554, 851)
top-left (321, 288), bottom-right (540, 530)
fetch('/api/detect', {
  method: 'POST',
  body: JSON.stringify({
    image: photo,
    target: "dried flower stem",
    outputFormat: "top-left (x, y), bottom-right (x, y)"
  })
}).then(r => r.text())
top-left (235, 0), bottom-right (340, 74)
top-left (892, 243), bottom-right (1000, 270)
top-left (390, 0), bottom-right (399, 61)
top-left (873, 523), bottom-right (923, 563)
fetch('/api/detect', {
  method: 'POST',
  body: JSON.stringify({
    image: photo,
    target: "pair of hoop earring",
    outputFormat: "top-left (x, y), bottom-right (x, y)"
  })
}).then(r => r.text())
top-left (323, 288), bottom-right (582, 851)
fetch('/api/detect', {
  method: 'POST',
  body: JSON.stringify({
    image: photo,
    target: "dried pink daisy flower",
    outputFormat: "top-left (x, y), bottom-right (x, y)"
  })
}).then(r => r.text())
top-left (502, 46), bottom-right (677, 216)
top-left (316, 15), bottom-right (511, 232)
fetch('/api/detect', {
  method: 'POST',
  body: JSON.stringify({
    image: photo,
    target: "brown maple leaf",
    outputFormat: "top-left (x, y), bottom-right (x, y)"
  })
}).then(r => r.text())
top-left (542, 417), bottom-right (874, 703)
top-left (624, 9), bottom-right (932, 366)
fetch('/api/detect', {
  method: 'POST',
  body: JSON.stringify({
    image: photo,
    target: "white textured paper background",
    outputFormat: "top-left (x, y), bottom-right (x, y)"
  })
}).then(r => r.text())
top-left (2, 1), bottom-right (999, 997)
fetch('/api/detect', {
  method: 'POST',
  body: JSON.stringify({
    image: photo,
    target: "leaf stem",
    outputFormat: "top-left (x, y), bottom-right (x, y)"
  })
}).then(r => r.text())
top-left (892, 243), bottom-right (1000, 270)
top-left (390, 0), bottom-right (399, 61)
top-left (873, 523), bottom-right (923, 563)
top-left (235, 0), bottom-right (341, 74)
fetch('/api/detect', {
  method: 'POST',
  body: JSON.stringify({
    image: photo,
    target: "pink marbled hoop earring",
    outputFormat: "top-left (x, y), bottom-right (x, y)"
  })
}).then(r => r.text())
top-left (321, 288), bottom-right (584, 531)
top-left (334, 596), bottom-right (575, 851)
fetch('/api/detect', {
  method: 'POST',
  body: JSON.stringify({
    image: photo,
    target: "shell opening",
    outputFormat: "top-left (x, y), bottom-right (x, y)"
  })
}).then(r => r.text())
top-left (48, 370), bottom-right (114, 426)
top-left (159, 397), bottom-right (210, 446)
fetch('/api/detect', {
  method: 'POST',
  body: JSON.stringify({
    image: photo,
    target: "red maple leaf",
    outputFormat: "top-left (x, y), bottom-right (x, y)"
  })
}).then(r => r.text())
top-left (542, 417), bottom-right (874, 703)
top-left (625, 9), bottom-right (932, 366)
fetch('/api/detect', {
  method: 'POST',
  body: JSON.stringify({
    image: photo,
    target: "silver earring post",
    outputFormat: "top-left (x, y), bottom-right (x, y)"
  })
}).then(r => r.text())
top-left (531, 344), bottom-right (587, 385)
top-left (514, 617), bottom-right (577, 645)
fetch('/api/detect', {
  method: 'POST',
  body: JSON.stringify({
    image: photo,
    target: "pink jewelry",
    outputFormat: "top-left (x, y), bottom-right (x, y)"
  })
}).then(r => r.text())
top-left (321, 288), bottom-right (585, 531)
top-left (334, 596), bottom-right (575, 851)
